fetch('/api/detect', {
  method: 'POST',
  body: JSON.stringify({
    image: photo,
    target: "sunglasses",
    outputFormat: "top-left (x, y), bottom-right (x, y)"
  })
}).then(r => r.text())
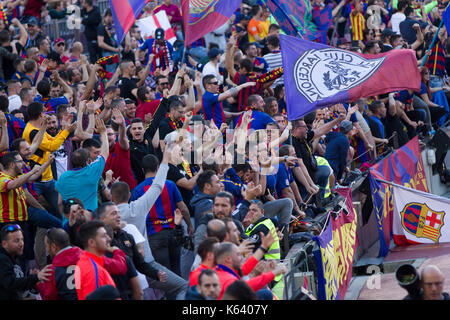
top-left (208, 81), bottom-right (219, 85)
top-left (159, 82), bottom-right (169, 86)
top-left (4, 224), bottom-right (21, 233)
top-left (57, 43), bottom-right (65, 47)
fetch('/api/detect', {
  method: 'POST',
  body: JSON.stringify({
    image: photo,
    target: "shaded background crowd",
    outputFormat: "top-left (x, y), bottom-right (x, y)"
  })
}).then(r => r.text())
top-left (0, 0), bottom-right (448, 301)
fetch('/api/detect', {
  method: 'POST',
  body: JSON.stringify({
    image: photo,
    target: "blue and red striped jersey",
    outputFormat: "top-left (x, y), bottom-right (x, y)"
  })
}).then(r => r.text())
top-left (130, 177), bottom-right (183, 237)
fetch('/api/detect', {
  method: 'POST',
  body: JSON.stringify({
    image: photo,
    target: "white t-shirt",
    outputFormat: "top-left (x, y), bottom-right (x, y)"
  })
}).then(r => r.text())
top-left (390, 12), bottom-right (406, 34)
top-left (54, 144), bottom-right (68, 179)
top-left (122, 223), bottom-right (149, 290)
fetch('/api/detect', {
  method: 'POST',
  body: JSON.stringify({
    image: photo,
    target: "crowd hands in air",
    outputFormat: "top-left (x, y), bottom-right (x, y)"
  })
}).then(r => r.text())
top-left (0, 0), bottom-right (448, 301)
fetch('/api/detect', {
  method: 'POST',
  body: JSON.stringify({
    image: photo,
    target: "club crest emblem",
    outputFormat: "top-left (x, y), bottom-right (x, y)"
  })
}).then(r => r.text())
top-left (188, 0), bottom-right (219, 25)
top-left (401, 202), bottom-right (445, 242)
top-left (293, 48), bottom-right (385, 103)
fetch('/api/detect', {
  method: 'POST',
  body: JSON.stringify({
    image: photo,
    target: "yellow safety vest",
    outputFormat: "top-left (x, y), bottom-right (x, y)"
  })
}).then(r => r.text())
top-left (316, 156), bottom-right (332, 198)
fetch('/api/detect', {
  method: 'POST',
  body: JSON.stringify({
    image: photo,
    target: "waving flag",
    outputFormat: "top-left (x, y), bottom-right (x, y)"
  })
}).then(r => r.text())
top-left (181, 0), bottom-right (241, 46)
top-left (109, 0), bottom-right (151, 45)
top-left (369, 136), bottom-right (429, 255)
top-left (135, 10), bottom-right (177, 44)
top-left (262, 0), bottom-right (318, 40)
top-left (314, 187), bottom-right (358, 300)
top-left (280, 34), bottom-right (421, 121)
top-left (392, 185), bottom-right (450, 244)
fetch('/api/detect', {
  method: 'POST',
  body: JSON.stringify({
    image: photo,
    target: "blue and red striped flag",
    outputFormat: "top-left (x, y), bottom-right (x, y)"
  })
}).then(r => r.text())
top-left (108, 0), bottom-right (151, 46)
top-left (181, 0), bottom-right (241, 46)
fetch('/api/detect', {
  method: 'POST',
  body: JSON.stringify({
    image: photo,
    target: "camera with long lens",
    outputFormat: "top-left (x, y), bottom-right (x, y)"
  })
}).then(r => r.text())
top-left (395, 264), bottom-right (422, 300)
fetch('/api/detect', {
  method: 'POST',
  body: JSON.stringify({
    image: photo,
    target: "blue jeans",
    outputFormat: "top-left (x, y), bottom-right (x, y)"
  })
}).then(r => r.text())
top-left (34, 180), bottom-right (60, 218)
top-left (27, 206), bottom-right (62, 229)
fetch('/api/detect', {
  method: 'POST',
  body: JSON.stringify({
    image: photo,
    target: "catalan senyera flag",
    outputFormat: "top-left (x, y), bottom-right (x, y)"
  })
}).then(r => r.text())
top-left (392, 185), bottom-right (450, 244)
top-left (109, 0), bottom-right (151, 45)
top-left (279, 34), bottom-right (421, 121)
top-left (181, 0), bottom-right (241, 46)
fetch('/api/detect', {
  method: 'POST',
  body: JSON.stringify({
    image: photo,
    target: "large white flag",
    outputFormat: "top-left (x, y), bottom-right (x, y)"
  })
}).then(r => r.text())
top-left (135, 10), bottom-right (177, 45)
top-left (393, 185), bottom-right (450, 244)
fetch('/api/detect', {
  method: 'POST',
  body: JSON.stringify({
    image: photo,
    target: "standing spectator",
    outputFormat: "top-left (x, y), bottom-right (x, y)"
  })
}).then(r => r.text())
top-left (324, 120), bottom-right (354, 183)
top-left (138, 28), bottom-right (174, 72)
top-left (389, 0), bottom-right (407, 34)
top-left (153, 0), bottom-right (182, 33)
top-left (55, 118), bottom-right (109, 213)
top-left (202, 48), bottom-right (224, 88)
top-left (263, 35), bottom-right (283, 87)
top-left (247, 5), bottom-right (265, 43)
top-left (81, 0), bottom-right (102, 64)
top-left (185, 268), bottom-right (221, 300)
top-left (0, 95), bottom-right (25, 148)
top-left (202, 74), bottom-right (255, 126)
top-left (74, 220), bottom-right (127, 300)
top-left (97, 9), bottom-right (119, 73)
top-left (0, 224), bottom-right (51, 300)
top-left (190, 170), bottom-right (224, 228)
top-left (130, 153), bottom-right (190, 276)
top-left (23, 101), bottom-right (75, 217)
top-left (7, 80), bottom-right (22, 112)
top-left (103, 105), bottom-right (137, 190)
top-left (36, 228), bottom-right (83, 300)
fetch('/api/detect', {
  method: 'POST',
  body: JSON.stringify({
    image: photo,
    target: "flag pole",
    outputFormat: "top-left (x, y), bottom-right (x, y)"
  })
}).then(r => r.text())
top-left (420, 3), bottom-right (449, 67)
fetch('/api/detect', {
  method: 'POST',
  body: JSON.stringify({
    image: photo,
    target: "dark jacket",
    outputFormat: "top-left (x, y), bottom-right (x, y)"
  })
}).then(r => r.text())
top-left (36, 246), bottom-right (84, 300)
top-left (190, 192), bottom-right (214, 226)
top-left (185, 285), bottom-right (206, 300)
top-left (111, 229), bottom-right (160, 280)
top-left (81, 6), bottom-right (102, 41)
top-left (0, 247), bottom-right (39, 300)
top-left (324, 131), bottom-right (350, 181)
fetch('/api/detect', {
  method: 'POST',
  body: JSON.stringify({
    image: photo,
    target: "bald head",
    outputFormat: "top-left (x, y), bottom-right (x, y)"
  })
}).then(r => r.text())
top-left (207, 219), bottom-right (227, 242)
top-left (421, 265), bottom-right (445, 300)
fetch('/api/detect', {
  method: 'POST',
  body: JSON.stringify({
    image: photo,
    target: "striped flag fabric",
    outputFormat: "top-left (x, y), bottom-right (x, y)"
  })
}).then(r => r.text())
top-left (181, 0), bottom-right (241, 46)
top-left (135, 10), bottom-right (177, 44)
top-left (108, 0), bottom-right (151, 45)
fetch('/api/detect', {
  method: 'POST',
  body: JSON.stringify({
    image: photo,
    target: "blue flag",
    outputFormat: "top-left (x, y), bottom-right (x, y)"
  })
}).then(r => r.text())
top-left (109, 0), bottom-right (150, 45)
top-left (443, 5), bottom-right (450, 35)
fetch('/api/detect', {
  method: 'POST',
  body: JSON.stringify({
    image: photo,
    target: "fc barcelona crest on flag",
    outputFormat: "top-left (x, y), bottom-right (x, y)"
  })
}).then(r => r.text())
top-left (401, 202), bottom-right (445, 243)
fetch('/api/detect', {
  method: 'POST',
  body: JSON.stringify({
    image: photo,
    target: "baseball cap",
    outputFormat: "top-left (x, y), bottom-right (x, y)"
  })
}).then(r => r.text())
top-left (26, 17), bottom-right (39, 26)
top-left (207, 47), bottom-right (223, 60)
top-left (340, 120), bottom-right (354, 134)
top-left (155, 28), bottom-right (165, 40)
top-left (54, 38), bottom-right (65, 46)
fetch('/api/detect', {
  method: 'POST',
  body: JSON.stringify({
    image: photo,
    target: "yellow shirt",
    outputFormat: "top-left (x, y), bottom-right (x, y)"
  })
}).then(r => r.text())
top-left (23, 123), bottom-right (69, 182)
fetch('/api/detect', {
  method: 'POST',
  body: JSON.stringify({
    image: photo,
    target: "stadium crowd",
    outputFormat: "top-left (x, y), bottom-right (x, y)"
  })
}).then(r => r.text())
top-left (0, 0), bottom-right (448, 301)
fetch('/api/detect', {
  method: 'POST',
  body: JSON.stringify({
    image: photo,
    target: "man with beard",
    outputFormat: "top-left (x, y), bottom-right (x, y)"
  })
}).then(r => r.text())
top-left (214, 241), bottom-right (286, 299)
top-left (103, 102), bottom-right (137, 190)
top-left (0, 224), bottom-right (52, 300)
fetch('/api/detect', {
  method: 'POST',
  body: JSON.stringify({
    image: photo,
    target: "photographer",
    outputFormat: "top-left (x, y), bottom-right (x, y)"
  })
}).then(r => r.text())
top-left (399, 264), bottom-right (449, 300)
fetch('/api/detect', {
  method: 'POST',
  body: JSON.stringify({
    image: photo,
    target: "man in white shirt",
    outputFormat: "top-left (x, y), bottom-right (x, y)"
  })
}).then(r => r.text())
top-left (390, 0), bottom-right (407, 34)
top-left (201, 47), bottom-right (223, 91)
